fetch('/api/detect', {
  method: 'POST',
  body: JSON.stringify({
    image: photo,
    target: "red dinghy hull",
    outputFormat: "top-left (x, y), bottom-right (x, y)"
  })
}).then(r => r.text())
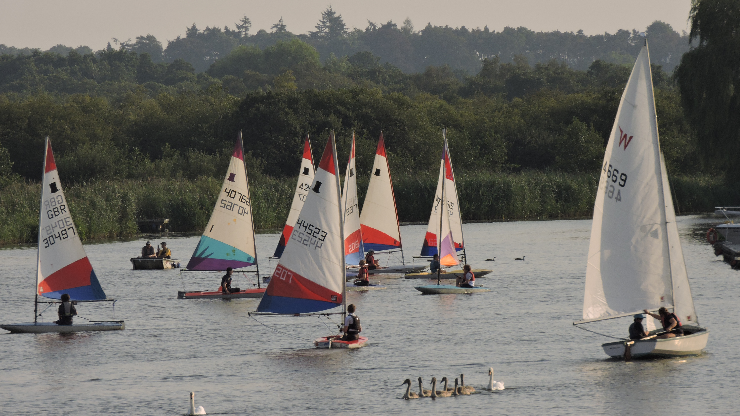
top-left (177, 288), bottom-right (265, 299)
top-left (314, 335), bottom-right (368, 349)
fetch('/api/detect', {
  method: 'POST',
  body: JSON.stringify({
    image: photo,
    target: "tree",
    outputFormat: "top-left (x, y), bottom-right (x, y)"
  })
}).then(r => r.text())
top-left (311, 6), bottom-right (347, 40)
top-left (236, 16), bottom-right (252, 37)
top-left (272, 17), bottom-right (287, 33)
top-left (130, 35), bottom-right (164, 63)
top-left (675, 0), bottom-right (740, 181)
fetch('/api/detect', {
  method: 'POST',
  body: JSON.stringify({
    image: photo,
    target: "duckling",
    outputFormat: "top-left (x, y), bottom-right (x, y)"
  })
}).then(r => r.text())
top-left (402, 379), bottom-right (419, 399)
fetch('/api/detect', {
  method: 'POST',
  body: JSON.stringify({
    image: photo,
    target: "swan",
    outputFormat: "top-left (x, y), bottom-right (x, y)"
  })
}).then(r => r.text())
top-left (189, 392), bottom-right (206, 415)
top-left (402, 379), bottom-right (419, 399)
top-left (488, 367), bottom-right (505, 391)
top-left (432, 377), bottom-right (453, 398)
top-left (459, 373), bottom-right (476, 394)
top-left (417, 377), bottom-right (431, 397)
top-left (515, 256), bottom-right (525, 261)
top-left (440, 376), bottom-right (455, 392)
top-left (452, 378), bottom-right (469, 396)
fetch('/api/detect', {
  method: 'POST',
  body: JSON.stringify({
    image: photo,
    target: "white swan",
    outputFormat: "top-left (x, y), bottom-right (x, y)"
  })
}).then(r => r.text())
top-left (459, 373), bottom-right (476, 394)
top-left (402, 379), bottom-right (419, 400)
top-left (417, 377), bottom-right (431, 397)
top-left (488, 367), bottom-right (505, 391)
top-left (431, 377), bottom-right (452, 398)
top-left (189, 392), bottom-right (206, 415)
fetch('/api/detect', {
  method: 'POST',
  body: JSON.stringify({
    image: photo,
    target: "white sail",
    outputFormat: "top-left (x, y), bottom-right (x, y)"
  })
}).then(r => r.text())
top-left (187, 133), bottom-right (257, 270)
top-left (342, 133), bottom-right (364, 265)
top-left (660, 153), bottom-right (698, 324)
top-left (582, 44), bottom-right (674, 321)
top-left (37, 138), bottom-right (106, 301)
top-left (359, 133), bottom-right (402, 252)
top-left (257, 133), bottom-right (345, 314)
top-left (274, 137), bottom-right (315, 258)
top-left (421, 131), bottom-right (464, 257)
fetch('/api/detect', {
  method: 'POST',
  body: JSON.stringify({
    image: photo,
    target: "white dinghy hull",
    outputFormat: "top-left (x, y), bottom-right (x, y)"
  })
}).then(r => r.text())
top-left (602, 326), bottom-right (709, 358)
top-left (1, 321), bottom-right (125, 334)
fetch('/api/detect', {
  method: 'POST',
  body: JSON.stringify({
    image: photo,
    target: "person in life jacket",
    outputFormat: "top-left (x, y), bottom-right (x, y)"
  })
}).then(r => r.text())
top-left (221, 267), bottom-right (240, 294)
top-left (157, 242), bottom-right (171, 259)
top-left (456, 264), bottom-right (475, 288)
top-left (644, 307), bottom-right (684, 338)
top-left (365, 250), bottom-right (379, 270)
top-left (56, 293), bottom-right (77, 325)
top-left (353, 260), bottom-right (370, 286)
top-left (341, 304), bottom-right (362, 341)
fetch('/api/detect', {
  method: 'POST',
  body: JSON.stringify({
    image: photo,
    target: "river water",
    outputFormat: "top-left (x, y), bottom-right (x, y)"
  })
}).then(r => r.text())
top-left (0, 215), bottom-right (737, 415)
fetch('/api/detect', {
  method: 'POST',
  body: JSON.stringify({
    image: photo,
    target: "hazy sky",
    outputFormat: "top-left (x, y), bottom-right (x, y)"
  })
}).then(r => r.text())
top-left (1, 0), bottom-right (692, 50)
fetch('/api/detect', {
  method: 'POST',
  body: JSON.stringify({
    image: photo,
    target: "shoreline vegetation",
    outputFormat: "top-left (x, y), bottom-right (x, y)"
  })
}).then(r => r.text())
top-left (0, 172), bottom-right (731, 246)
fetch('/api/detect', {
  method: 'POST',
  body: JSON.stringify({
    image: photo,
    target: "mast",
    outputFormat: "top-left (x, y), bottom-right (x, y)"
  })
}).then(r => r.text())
top-left (35, 137), bottom-right (50, 323)
top-left (241, 130), bottom-right (261, 289)
top-left (331, 131), bottom-right (347, 319)
top-left (437, 131), bottom-right (446, 286)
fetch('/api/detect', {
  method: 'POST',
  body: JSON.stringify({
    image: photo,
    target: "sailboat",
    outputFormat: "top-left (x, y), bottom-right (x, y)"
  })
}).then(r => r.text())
top-left (273, 136), bottom-right (315, 258)
top-left (407, 130), bottom-right (491, 280)
top-left (178, 132), bottom-right (265, 299)
top-left (354, 133), bottom-right (425, 276)
top-left (573, 41), bottom-right (709, 358)
top-left (342, 133), bottom-right (386, 291)
top-left (251, 133), bottom-right (368, 349)
top-left (415, 137), bottom-right (490, 295)
top-left (1, 138), bottom-right (124, 333)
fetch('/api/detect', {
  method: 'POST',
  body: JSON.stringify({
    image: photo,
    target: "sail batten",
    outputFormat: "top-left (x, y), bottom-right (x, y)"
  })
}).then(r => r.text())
top-left (37, 138), bottom-right (106, 301)
top-left (258, 134), bottom-right (345, 315)
top-left (187, 134), bottom-right (257, 271)
top-left (581, 43), bottom-right (685, 322)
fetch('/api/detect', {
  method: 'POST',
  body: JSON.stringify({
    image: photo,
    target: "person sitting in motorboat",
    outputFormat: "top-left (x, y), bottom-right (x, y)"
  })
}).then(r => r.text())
top-left (157, 242), bottom-right (171, 259)
top-left (141, 241), bottom-right (156, 258)
top-left (221, 267), bottom-right (240, 294)
top-left (643, 307), bottom-right (683, 338)
top-left (55, 293), bottom-right (77, 325)
top-left (430, 254), bottom-right (445, 274)
top-left (341, 304), bottom-right (362, 341)
top-left (629, 314), bottom-right (649, 340)
top-left (353, 260), bottom-right (370, 286)
top-left (365, 250), bottom-right (379, 270)
top-left (456, 264), bottom-right (475, 288)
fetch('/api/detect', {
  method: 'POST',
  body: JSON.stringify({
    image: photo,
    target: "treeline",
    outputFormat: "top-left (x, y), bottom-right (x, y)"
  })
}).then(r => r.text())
top-left (1, 10), bottom-right (689, 74)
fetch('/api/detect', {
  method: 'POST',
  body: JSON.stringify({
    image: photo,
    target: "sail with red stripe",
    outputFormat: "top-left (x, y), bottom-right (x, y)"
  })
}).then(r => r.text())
top-left (186, 132), bottom-right (257, 271)
top-left (342, 133), bottom-right (365, 265)
top-left (37, 138), bottom-right (106, 301)
top-left (257, 133), bottom-right (345, 314)
top-left (438, 149), bottom-right (459, 267)
top-left (421, 132), bottom-right (465, 257)
top-left (359, 133), bottom-right (402, 252)
top-left (273, 137), bottom-right (315, 258)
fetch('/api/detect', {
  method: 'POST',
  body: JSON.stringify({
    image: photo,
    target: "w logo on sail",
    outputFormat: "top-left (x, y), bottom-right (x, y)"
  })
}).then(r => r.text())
top-left (618, 127), bottom-right (634, 150)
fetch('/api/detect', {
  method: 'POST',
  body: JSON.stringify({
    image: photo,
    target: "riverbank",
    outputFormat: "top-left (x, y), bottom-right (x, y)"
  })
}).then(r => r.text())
top-left (0, 172), bottom-right (733, 245)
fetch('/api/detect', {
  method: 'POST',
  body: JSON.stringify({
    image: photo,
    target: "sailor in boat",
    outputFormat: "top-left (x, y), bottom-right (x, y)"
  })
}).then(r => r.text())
top-left (341, 304), bottom-right (362, 341)
top-left (629, 314), bottom-right (649, 340)
top-left (456, 265), bottom-right (475, 288)
top-left (221, 267), bottom-right (240, 294)
top-left (365, 250), bottom-right (380, 270)
top-left (156, 242), bottom-right (171, 259)
top-left (141, 241), bottom-right (156, 258)
top-left (643, 307), bottom-right (683, 339)
top-left (430, 254), bottom-right (445, 274)
top-left (353, 260), bottom-right (370, 286)
top-left (55, 293), bottom-right (77, 325)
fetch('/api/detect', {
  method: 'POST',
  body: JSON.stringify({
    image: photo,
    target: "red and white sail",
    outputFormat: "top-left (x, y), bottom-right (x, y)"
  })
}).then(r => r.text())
top-left (421, 132), bottom-right (464, 257)
top-left (342, 133), bottom-right (364, 265)
top-left (37, 138), bottom-right (106, 301)
top-left (359, 133), bottom-right (402, 252)
top-left (257, 133), bottom-right (345, 314)
top-left (273, 137), bottom-right (315, 258)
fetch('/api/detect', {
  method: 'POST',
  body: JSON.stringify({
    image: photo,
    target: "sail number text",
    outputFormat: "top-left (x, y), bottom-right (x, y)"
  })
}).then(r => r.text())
top-left (297, 182), bottom-right (311, 202)
top-left (42, 195), bottom-right (77, 248)
top-left (602, 162), bottom-right (629, 202)
top-left (292, 218), bottom-right (327, 250)
top-left (220, 187), bottom-right (250, 216)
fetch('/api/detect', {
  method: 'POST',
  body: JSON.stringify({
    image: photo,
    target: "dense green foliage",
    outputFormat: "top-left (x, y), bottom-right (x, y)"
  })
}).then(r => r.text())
top-left (675, 0), bottom-right (740, 182)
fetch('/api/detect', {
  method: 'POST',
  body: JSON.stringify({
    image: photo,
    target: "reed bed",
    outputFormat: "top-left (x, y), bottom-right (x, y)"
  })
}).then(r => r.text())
top-left (0, 173), bottom-right (732, 245)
